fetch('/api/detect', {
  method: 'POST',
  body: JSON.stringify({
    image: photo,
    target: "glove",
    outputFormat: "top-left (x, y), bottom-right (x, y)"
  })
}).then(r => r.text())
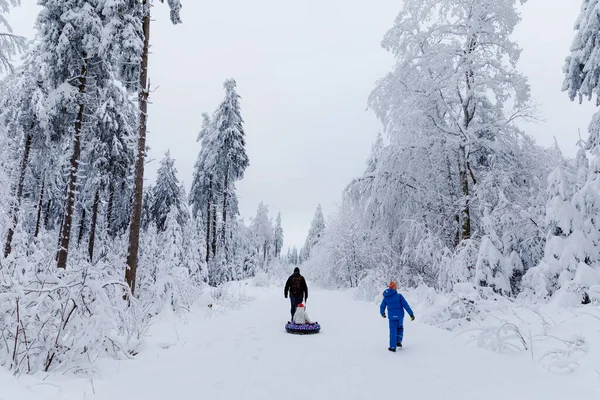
top-left (410, 315), bottom-right (415, 321)
top-left (285, 295), bottom-right (288, 299)
top-left (381, 314), bottom-right (386, 319)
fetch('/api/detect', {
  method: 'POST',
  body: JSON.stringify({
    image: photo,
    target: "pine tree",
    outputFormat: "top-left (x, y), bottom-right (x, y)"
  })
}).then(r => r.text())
top-left (536, 0), bottom-right (600, 301)
top-left (0, 0), bottom-right (26, 74)
top-left (212, 79), bottom-right (249, 257)
top-left (190, 113), bottom-right (221, 262)
top-left (564, 0), bottom-right (600, 105)
top-left (301, 205), bottom-right (326, 261)
top-left (35, 0), bottom-right (104, 268)
top-left (250, 202), bottom-right (273, 263)
top-left (84, 78), bottom-right (136, 259)
top-left (1, 60), bottom-right (49, 257)
top-left (150, 151), bottom-right (184, 231)
top-left (290, 247), bottom-right (299, 265)
top-left (189, 79), bottom-right (249, 270)
top-left (521, 165), bottom-right (583, 299)
top-left (274, 212), bottom-right (284, 258)
top-left (126, 0), bottom-right (183, 295)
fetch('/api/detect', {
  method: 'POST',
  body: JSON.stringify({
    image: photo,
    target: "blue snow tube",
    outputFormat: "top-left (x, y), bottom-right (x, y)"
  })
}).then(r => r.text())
top-left (285, 322), bottom-right (321, 334)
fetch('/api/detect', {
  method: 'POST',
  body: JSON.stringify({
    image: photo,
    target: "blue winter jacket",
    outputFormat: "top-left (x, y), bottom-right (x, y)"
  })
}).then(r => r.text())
top-left (380, 289), bottom-right (414, 323)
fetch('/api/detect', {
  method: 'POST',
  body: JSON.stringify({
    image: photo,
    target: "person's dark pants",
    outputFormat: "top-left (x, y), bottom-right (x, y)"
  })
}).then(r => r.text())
top-left (290, 296), bottom-right (303, 321)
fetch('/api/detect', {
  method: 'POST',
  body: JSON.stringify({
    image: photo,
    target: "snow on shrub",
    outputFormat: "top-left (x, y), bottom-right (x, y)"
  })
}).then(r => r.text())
top-left (0, 253), bottom-right (143, 374)
top-left (136, 213), bottom-right (207, 317)
top-left (467, 323), bottom-right (529, 353)
top-left (539, 335), bottom-right (589, 374)
top-left (438, 240), bottom-right (479, 292)
top-left (252, 259), bottom-right (288, 288)
top-left (205, 281), bottom-right (255, 318)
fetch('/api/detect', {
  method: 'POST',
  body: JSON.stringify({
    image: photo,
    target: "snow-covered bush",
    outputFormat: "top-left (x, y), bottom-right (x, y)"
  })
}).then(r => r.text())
top-left (470, 323), bottom-right (529, 353)
top-left (137, 213), bottom-right (206, 317)
top-left (252, 259), bottom-right (289, 288)
top-left (205, 281), bottom-right (255, 318)
top-left (0, 252), bottom-right (143, 374)
top-left (539, 335), bottom-right (589, 373)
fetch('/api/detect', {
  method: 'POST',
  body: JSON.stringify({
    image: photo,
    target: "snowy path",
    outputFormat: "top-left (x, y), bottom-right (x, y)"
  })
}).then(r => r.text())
top-left (5, 287), bottom-right (597, 399)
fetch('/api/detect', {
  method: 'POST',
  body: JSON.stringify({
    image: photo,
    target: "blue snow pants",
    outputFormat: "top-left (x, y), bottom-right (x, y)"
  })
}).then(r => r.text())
top-left (389, 317), bottom-right (404, 349)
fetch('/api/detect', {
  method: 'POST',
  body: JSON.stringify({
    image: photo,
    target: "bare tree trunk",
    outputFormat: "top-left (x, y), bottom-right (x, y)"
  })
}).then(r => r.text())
top-left (77, 208), bottom-right (86, 246)
top-left (211, 203), bottom-right (217, 258)
top-left (45, 200), bottom-right (52, 230)
top-left (88, 189), bottom-right (100, 261)
top-left (126, 3), bottom-right (151, 294)
top-left (106, 182), bottom-right (114, 237)
top-left (221, 171), bottom-right (229, 259)
top-left (206, 178), bottom-right (212, 263)
top-left (57, 62), bottom-right (88, 269)
top-left (4, 132), bottom-right (32, 257)
top-left (458, 147), bottom-right (471, 241)
top-left (34, 179), bottom-right (45, 238)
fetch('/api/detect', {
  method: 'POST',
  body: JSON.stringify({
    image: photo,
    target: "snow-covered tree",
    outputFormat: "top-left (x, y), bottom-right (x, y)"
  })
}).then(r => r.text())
top-left (301, 204), bottom-right (325, 261)
top-left (212, 79), bottom-right (249, 255)
top-left (564, 0), bottom-right (600, 105)
top-left (526, 0), bottom-right (600, 302)
top-left (1, 59), bottom-right (50, 256)
top-left (273, 212), bottom-right (284, 258)
top-left (189, 79), bottom-right (249, 271)
top-left (287, 247), bottom-right (299, 265)
top-left (369, 0), bottom-right (532, 245)
top-left (150, 151), bottom-right (185, 231)
top-left (190, 113), bottom-right (221, 262)
top-left (126, 0), bottom-right (183, 295)
top-left (35, 0), bottom-right (104, 268)
top-left (521, 165), bottom-right (584, 300)
top-left (250, 202), bottom-right (273, 263)
top-left (0, 0), bottom-right (26, 74)
top-left (32, 0), bottom-right (144, 268)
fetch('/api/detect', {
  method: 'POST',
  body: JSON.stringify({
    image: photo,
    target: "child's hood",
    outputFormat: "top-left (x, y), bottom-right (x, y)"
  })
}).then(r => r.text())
top-left (383, 288), bottom-right (398, 297)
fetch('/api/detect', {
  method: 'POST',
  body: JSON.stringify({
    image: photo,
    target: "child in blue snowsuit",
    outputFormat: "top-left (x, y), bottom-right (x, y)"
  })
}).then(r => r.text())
top-left (380, 281), bottom-right (415, 352)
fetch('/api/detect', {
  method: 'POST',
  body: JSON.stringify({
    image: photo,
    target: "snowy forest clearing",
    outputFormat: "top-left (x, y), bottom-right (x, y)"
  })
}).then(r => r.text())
top-left (1, 284), bottom-right (597, 400)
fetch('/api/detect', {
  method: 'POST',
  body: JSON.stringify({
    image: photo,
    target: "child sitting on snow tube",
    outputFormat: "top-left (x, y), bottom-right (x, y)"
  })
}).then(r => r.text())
top-left (293, 303), bottom-right (312, 324)
top-left (286, 303), bottom-right (320, 334)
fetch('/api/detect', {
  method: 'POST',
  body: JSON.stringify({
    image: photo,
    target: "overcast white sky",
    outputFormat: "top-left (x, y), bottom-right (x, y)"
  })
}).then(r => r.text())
top-left (6, 0), bottom-right (598, 250)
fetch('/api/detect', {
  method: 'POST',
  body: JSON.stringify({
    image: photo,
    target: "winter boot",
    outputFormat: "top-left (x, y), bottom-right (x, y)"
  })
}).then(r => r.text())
top-left (388, 347), bottom-right (396, 352)
top-left (397, 342), bottom-right (402, 348)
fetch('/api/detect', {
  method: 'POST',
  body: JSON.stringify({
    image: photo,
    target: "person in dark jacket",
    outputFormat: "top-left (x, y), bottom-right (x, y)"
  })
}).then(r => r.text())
top-left (380, 281), bottom-right (415, 352)
top-left (284, 267), bottom-right (308, 321)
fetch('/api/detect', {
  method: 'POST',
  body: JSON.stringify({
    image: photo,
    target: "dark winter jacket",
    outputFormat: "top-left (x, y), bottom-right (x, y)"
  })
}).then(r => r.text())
top-left (285, 272), bottom-right (308, 300)
top-left (380, 289), bottom-right (413, 323)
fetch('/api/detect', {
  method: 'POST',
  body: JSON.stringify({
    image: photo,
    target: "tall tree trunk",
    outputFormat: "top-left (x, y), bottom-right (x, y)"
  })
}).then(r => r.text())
top-left (88, 189), bottom-right (100, 261)
top-left (57, 62), bottom-right (88, 269)
top-left (206, 177), bottom-right (212, 263)
top-left (34, 179), bottom-right (45, 238)
top-left (77, 208), bottom-right (86, 246)
top-left (458, 147), bottom-right (471, 241)
top-left (126, 2), bottom-right (151, 295)
top-left (106, 182), bottom-right (114, 237)
top-left (4, 132), bottom-right (32, 257)
top-left (211, 203), bottom-right (217, 258)
top-left (221, 170), bottom-right (229, 259)
top-left (45, 200), bottom-right (52, 230)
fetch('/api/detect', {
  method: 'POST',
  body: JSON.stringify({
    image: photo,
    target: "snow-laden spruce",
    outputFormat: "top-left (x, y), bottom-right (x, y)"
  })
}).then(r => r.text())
top-left (520, 0), bottom-right (600, 304)
top-left (564, 0), bottom-right (600, 105)
top-left (300, 204), bottom-right (325, 262)
top-left (189, 79), bottom-right (249, 285)
top-left (0, 0), bottom-right (26, 74)
top-left (150, 151), bottom-right (188, 232)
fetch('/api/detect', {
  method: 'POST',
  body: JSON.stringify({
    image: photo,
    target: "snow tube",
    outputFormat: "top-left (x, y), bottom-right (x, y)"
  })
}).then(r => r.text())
top-left (285, 322), bottom-right (321, 334)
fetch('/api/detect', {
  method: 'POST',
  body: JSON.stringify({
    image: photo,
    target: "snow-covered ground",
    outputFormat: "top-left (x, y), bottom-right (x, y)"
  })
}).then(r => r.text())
top-left (1, 285), bottom-right (598, 400)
